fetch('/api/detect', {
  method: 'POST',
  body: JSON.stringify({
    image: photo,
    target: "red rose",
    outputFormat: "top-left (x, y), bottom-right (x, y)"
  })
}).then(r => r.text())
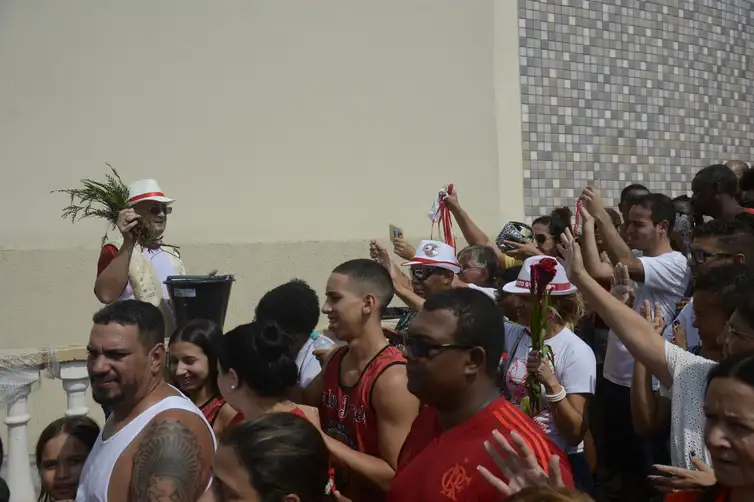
top-left (531, 258), bottom-right (558, 297)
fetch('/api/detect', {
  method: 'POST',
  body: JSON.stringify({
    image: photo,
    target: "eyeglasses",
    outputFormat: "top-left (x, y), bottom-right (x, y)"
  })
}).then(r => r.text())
top-left (411, 266), bottom-right (442, 281)
top-left (148, 204), bottom-right (173, 216)
top-left (403, 335), bottom-right (475, 359)
top-left (690, 249), bottom-right (734, 265)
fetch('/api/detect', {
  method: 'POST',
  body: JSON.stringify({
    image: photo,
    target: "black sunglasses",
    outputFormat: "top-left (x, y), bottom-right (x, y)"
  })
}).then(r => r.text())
top-left (148, 204), bottom-right (173, 216)
top-left (403, 336), bottom-right (475, 359)
top-left (533, 234), bottom-right (548, 245)
top-left (411, 266), bottom-right (443, 281)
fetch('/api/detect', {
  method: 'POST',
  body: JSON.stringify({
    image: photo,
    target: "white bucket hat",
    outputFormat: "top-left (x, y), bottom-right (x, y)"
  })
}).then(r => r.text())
top-left (502, 255), bottom-right (578, 296)
top-left (126, 179), bottom-right (175, 206)
top-left (402, 240), bottom-right (461, 274)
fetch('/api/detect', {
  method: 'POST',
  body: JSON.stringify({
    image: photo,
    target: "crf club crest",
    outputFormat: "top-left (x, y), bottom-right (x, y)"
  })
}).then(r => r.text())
top-left (440, 459), bottom-right (473, 501)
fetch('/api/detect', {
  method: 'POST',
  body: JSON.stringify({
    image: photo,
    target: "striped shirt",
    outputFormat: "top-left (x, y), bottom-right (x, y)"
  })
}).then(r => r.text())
top-left (386, 396), bottom-right (573, 502)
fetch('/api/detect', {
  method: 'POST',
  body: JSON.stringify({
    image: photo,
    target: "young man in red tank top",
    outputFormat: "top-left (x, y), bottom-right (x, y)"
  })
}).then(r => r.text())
top-left (304, 259), bottom-right (420, 502)
top-left (386, 288), bottom-right (574, 502)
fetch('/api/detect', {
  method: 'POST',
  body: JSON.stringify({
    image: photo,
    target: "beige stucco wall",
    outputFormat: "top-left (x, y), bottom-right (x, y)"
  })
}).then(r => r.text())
top-left (0, 0), bottom-right (522, 448)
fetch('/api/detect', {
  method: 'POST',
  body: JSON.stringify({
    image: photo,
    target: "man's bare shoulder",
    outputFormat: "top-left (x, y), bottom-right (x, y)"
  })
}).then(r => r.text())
top-left (110, 409), bottom-right (214, 502)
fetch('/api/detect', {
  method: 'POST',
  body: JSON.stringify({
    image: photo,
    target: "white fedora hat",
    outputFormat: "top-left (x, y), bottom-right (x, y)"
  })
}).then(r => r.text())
top-left (126, 179), bottom-right (175, 206)
top-left (502, 255), bottom-right (578, 296)
top-left (402, 240), bottom-right (461, 274)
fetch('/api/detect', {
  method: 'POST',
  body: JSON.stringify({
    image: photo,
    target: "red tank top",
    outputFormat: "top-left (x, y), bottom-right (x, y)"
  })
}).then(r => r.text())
top-left (319, 345), bottom-right (406, 502)
top-left (199, 395), bottom-right (226, 426)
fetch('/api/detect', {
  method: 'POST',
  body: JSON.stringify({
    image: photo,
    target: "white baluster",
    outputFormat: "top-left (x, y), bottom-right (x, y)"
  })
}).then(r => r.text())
top-left (1, 367), bottom-right (39, 502)
top-left (60, 361), bottom-right (90, 416)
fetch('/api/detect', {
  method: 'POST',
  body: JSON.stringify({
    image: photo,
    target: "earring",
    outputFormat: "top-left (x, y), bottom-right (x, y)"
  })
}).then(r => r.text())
top-left (230, 385), bottom-right (236, 390)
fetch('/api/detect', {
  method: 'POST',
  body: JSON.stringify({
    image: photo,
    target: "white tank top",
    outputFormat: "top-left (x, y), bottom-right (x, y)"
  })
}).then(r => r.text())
top-left (75, 392), bottom-right (216, 502)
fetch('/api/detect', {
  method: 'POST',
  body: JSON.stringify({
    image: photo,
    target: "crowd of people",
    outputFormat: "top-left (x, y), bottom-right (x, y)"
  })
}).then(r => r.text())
top-left (2, 160), bottom-right (754, 502)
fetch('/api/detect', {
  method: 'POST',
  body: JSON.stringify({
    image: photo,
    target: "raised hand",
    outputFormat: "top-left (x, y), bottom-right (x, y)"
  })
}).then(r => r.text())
top-left (392, 237), bottom-right (416, 261)
top-left (556, 228), bottom-right (585, 282)
top-left (477, 430), bottom-right (565, 496)
top-left (610, 263), bottom-right (635, 307)
top-left (580, 186), bottom-right (607, 218)
top-left (649, 454), bottom-right (716, 493)
top-left (640, 300), bottom-right (665, 336)
top-left (369, 240), bottom-right (392, 269)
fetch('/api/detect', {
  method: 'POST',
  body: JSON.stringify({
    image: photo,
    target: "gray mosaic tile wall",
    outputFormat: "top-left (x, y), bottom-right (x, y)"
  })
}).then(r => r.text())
top-left (518, 0), bottom-right (754, 220)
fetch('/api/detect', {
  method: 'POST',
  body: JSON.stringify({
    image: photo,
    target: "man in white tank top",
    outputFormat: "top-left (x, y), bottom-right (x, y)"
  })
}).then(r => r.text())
top-left (76, 300), bottom-right (215, 502)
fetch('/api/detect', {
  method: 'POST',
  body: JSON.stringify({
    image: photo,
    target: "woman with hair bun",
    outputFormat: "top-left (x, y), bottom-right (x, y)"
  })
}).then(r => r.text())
top-left (506, 207), bottom-right (574, 261)
top-left (215, 320), bottom-right (320, 427)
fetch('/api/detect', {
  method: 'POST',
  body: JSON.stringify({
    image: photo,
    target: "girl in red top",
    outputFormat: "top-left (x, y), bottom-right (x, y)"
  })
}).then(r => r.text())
top-left (168, 319), bottom-right (237, 436)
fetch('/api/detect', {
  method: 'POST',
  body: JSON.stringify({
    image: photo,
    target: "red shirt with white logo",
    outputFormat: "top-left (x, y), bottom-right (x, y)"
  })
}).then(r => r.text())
top-left (319, 345), bottom-right (405, 502)
top-left (387, 396), bottom-right (574, 502)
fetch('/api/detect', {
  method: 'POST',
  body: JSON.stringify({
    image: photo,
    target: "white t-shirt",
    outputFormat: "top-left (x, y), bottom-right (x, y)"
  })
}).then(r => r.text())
top-left (503, 327), bottom-right (597, 453)
top-left (604, 251), bottom-right (691, 387)
top-left (661, 300), bottom-right (701, 354)
top-left (661, 342), bottom-right (716, 468)
top-left (296, 332), bottom-right (335, 388)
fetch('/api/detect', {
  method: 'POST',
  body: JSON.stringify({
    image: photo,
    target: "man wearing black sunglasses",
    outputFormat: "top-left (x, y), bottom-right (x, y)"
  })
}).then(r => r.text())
top-left (387, 288), bottom-right (573, 502)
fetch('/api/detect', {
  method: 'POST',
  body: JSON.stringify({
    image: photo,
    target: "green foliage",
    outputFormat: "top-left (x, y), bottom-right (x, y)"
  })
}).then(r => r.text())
top-left (52, 164), bottom-right (152, 241)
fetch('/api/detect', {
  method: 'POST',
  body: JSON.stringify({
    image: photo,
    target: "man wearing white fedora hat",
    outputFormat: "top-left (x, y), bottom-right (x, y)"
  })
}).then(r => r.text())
top-left (94, 179), bottom-right (197, 334)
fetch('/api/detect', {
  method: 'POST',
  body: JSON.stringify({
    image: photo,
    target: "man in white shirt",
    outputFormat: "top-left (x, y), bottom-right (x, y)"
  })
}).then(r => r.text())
top-left (580, 188), bottom-right (690, 501)
top-left (254, 279), bottom-right (334, 389)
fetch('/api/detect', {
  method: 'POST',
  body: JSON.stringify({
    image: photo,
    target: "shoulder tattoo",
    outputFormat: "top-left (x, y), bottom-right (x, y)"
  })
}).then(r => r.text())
top-left (129, 419), bottom-right (205, 502)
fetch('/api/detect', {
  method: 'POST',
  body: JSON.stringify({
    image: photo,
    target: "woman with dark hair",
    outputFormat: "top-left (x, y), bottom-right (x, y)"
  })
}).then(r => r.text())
top-left (215, 321), bottom-right (320, 428)
top-left (168, 318), bottom-right (237, 435)
top-left (35, 415), bottom-right (99, 502)
top-left (505, 207), bottom-right (574, 260)
top-left (201, 412), bottom-right (331, 502)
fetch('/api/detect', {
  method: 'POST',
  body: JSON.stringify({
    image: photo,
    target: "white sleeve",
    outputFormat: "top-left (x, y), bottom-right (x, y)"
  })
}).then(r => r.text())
top-left (639, 253), bottom-right (690, 294)
top-left (664, 340), bottom-right (715, 384)
top-left (558, 341), bottom-right (597, 395)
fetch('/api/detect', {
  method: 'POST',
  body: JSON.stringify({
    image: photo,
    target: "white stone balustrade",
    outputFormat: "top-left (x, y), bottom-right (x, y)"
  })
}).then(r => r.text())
top-left (0, 347), bottom-right (89, 502)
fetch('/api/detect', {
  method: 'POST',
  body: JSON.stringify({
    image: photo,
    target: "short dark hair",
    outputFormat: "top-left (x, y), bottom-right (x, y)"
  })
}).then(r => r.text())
top-left (169, 319), bottom-right (223, 396)
top-left (694, 164), bottom-right (739, 197)
top-left (255, 280), bottom-right (320, 337)
top-left (457, 245), bottom-right (499, 287)
top-left (693, 218), bottom-right (754, 264)
top-left (631, 193), bottom-right (676, 231)
top-left (92, 300), bottom-right (164, 349)
top-left (332, 259), bottom-right (394, 310)
top-left (620, 184), bottom-right (650, 204)
top-left (693, 265), bottom-right (745, 317)
top-left (219, 412), bottom-right (329, 502)
top-left (422, 288), bottom-right (505, 377)
top-left (216, 321), bottom-right (298, 397)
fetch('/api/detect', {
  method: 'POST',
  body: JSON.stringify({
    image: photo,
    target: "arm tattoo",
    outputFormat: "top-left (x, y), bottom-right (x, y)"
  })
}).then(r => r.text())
top-left (129, 419), bottom-right (205, 502)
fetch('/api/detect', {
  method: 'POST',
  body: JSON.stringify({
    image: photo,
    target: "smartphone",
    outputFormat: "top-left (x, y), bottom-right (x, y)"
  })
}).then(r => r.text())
top-left (389, 224), bottom-right (403, 241)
